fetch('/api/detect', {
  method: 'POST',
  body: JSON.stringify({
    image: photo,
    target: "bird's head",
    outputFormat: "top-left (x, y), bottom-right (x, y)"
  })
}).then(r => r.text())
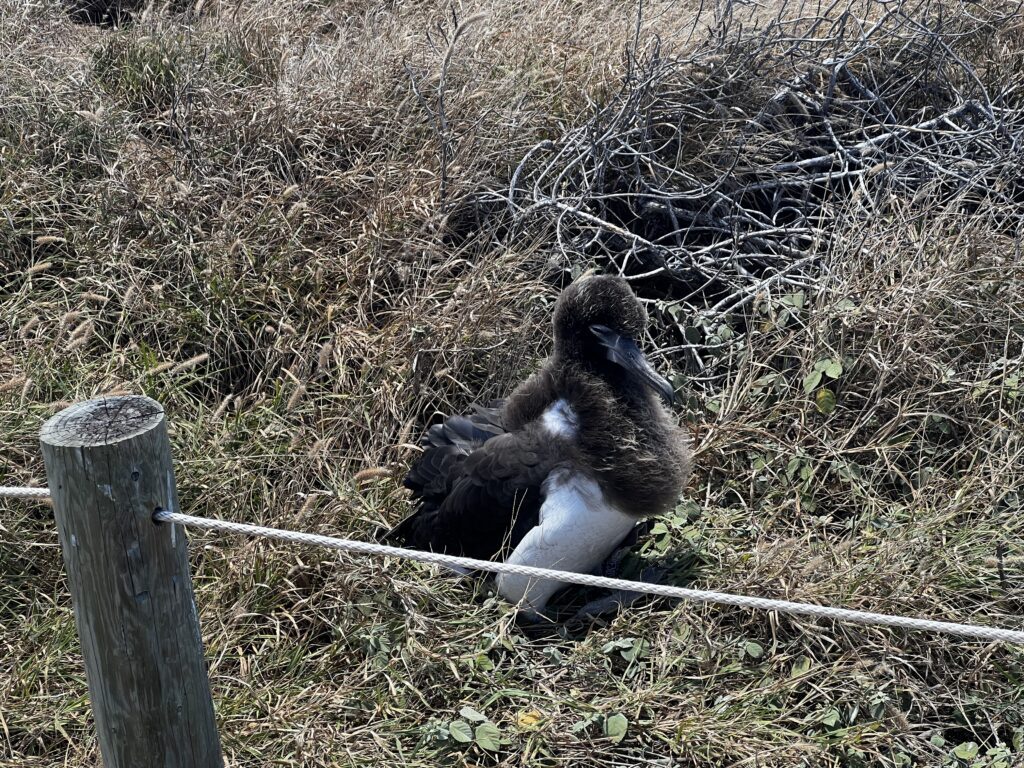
top-left (552, 275), bottom-right (675, 404)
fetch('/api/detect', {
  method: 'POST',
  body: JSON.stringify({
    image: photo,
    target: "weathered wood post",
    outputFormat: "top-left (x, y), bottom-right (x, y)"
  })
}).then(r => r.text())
top-left (40, 396), bottom-right (223, 768)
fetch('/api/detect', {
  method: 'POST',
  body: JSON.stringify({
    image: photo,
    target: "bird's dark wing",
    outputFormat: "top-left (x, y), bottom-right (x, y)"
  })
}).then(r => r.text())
top-left (401, 401), bottom-right (506, 501)
top-left (385, 402), bottom-right (558, 560)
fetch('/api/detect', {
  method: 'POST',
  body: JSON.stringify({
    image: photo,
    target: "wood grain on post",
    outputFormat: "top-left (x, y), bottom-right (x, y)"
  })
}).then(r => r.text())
top-left (40, 396), bottom-right (223, 768)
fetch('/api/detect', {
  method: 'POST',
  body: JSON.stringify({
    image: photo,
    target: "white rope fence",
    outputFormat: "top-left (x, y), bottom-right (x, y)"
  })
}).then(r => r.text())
top-left (4, 484), bottom-right (1023, 643)
top-left (0, 485), bottom-right (51, 499)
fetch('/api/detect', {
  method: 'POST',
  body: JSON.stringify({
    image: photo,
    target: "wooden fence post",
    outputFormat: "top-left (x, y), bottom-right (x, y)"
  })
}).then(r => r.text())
top-left (40, 396), bottom-right (223, 768)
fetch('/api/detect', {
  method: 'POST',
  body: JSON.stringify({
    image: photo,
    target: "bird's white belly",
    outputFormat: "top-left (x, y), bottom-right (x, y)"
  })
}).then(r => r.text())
top-left (496, 470), bottom-right (635, 614)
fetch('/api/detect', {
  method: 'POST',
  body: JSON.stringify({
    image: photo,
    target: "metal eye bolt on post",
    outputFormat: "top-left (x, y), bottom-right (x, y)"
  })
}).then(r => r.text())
top-left (39, 395), bottom-right (222, 768)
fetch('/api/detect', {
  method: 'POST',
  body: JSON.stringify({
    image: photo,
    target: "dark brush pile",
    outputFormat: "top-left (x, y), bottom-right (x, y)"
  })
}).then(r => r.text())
top-left (492, 0), bottom-right (1024, 383)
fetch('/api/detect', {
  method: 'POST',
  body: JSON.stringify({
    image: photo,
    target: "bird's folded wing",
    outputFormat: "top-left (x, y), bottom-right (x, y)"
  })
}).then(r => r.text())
top-left (386, 425), bottom-right (559, 560)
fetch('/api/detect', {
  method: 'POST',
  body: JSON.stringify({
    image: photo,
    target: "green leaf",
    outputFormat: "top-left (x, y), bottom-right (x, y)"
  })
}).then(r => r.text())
top-left (819, 708), bottom-right (841, 727)
top-left (459, 706), bottom-right (487, 722)
top-left (786, 457), bottom-right (803, 479)
top-left (803, 370), bottom-right (823, 393)
top-left (743, 641), bottom-right (764, 659)
top-left (604, 713), bottom-right (628, 743)
top-left (988, 746), bottom-right (1012, 768)
top-left (824, 360), bottom-right (843, 379)
top-left (474, 722), bottom-right (501, 752)
top-left (449, 720), bottom-right (473, 743)
top-left (929, 734), bottom-right (946, 748)
top-left (601, 638), bottom-right (633, 654)
top-left (649, 522), bottom-right (668, 536)
top-left (815, 388), bottom-right (837, 415)
top-left (781, 291), bottom-right (805, 309)
top-left (621, 638), bottom-right (649, 662)
top-left (952, 742), bottom-right (979, 760)
top-left (790, 656), bottom-right (812, 678)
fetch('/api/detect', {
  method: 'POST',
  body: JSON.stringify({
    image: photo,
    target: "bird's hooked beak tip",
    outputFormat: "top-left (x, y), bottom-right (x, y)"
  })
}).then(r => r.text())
top-left (589, 324), bottom-right (676, 405)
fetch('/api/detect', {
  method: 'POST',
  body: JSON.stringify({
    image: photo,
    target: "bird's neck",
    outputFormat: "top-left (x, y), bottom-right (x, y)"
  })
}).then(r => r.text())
top-left (558, 353), bottom-right (653, 414)
top-left (549, 358), bottom-right (657, 428)
top-left (501, 356), bottom-right (660, 434)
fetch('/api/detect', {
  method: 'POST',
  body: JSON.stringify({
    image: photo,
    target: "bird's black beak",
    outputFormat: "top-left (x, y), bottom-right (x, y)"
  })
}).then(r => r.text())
top-left (589, 324), bottom-right (676, 404)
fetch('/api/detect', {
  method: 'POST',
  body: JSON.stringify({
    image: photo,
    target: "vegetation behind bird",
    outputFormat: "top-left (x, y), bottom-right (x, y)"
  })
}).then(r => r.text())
top-left (1, 0), bottom-right (1022, 766)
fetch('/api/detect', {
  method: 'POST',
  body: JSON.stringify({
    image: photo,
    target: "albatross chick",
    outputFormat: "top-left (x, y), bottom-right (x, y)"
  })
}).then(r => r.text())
top-left (387, 275), bottom-right (691, 616)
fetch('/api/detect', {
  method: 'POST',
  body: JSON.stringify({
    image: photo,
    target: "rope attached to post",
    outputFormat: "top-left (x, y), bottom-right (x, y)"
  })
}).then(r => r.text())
top-left (4, 483), bottom-right (1023, 643)
top-left (155, 509), bottom-right (1024, 644)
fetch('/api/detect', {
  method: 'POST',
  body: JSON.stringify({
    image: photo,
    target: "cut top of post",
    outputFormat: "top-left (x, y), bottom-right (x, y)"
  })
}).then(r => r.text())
top-left (40, 396), bottom-right (165, 448)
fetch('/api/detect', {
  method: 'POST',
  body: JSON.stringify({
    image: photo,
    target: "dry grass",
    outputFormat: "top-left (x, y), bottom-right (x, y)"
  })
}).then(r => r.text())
top-left (2, 0), bottom-right (1023, 766)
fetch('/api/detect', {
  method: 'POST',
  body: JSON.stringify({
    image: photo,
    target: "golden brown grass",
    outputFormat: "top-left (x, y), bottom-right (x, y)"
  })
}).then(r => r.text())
top-left (2, 1), bottom-right (1023, 766)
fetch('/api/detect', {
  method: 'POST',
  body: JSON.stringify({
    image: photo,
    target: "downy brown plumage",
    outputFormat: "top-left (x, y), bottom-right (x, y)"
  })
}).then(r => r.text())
top-left (387, 275), bottom-right (691, 607)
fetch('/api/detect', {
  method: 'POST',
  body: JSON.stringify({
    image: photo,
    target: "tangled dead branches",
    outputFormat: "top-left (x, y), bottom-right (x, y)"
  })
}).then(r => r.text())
top-left (494, 0), bottom-right (1024, 384)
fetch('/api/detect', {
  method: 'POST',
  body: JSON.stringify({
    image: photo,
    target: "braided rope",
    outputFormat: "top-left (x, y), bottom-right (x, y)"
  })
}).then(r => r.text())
top-left (0, 485), bottom-right (50, 499)
top-left (4, 484), bottom-right (1021, 642)
top-left (153, 510), bottom-right (1024, 644)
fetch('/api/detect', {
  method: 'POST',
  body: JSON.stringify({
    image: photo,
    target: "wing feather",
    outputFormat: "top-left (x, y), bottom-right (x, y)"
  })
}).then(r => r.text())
top-left (385, 403), bottom-right (560, 560)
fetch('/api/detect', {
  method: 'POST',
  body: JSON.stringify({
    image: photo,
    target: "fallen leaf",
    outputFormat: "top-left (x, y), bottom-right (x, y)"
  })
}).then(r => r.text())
top-left (604, 713), bottom-right (628, 744)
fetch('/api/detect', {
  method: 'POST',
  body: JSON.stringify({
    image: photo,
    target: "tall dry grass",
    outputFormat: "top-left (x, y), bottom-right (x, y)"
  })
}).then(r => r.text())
top-left (1, 1), bottom-right (1022, 766)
